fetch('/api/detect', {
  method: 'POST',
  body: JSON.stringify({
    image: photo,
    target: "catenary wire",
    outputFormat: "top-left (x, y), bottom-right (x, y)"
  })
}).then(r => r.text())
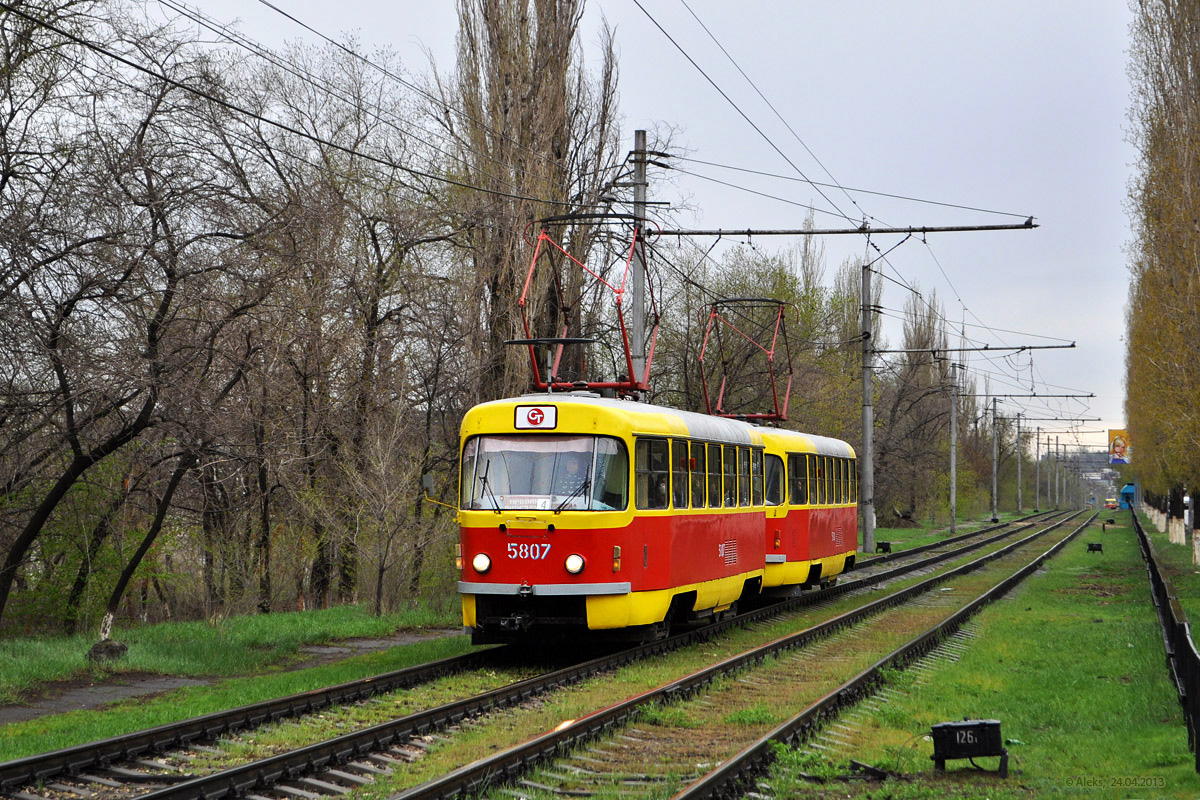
top-left (0, 1), bottom-right (578, 208)
top-left (632, 0), bottom-right (856, 224)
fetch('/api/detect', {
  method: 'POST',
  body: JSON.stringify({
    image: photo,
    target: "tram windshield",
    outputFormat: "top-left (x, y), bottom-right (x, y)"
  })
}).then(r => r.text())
top-left (460, 435), bottom-right (629, 511)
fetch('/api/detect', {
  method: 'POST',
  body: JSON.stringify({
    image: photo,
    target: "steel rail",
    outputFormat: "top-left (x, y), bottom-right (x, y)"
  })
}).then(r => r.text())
top-left (854, 509), bottom-right (1058, 570)
top-left (674, 512), bottom-right (1095, 800)
top-left (0, 649), bottom-right (497, 790)
top-left (387, 512), bottom-right (1084, 800)
top-left (1, 514), bottom-right (1041, 796)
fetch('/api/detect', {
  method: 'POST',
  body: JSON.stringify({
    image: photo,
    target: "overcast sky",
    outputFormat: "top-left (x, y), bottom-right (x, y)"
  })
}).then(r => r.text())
top-left (190, 0), bottom-right (1136, 453)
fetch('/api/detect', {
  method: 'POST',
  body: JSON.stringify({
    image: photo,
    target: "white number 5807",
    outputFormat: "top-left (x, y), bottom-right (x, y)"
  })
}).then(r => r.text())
top-left (507, 543), bottom-right (551, 560)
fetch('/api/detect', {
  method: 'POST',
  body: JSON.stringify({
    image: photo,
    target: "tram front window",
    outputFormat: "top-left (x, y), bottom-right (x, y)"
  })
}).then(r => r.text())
top-left (461, 435), bottom-right (628, 511)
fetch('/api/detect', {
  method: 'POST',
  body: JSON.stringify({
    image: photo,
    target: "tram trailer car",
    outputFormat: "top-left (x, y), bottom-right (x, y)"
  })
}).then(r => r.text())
top-left (456, 394), bottom-right (858, 644)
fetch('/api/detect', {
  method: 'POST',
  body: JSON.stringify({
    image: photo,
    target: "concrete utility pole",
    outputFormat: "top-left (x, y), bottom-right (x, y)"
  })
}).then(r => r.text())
top-left (949, 363), bottom-right (958, 535)
top-left (1055, 436), bottom-right (1061, 508)
top-left (1016, 413), bottom-right (1023, 513)
top-left (991, 398), bottom-right (999, 522)
top-left (861, 260), bottom-right (875, 553)
top-left (631, 129), bottom-right (647, 390)
top-left (1035, 427), bottom-right (1041, 511)
top-left (1047, 435), bottom-right (1054, 508)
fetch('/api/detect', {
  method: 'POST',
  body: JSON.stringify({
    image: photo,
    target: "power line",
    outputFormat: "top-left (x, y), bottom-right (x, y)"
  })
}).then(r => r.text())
top-left (245, 0), bottom-right (579, 182)
top-left (1, 1), bottom-right (575, 207)
top-left (675, 0), bottom-right (866, 222)
top-left (159, 0), bottom-right (546, 203)
top-left (632, 0), bottom-right (855, 224)
top-left (674, 156), bottom-right (1033, 219)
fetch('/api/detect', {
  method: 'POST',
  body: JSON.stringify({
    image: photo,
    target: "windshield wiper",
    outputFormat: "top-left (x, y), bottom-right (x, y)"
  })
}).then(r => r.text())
top-left (555, 465), bottom-right (591, 513)
top-left (478, 462), bottom-right (501, 514)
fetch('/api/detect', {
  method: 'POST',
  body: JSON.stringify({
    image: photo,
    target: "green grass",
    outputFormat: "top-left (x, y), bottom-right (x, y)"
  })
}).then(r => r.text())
top-left (0, 629), bottom-right (473, 761)
top-left (869, 510), bottom-right (1033, 554)
top-left (1136, 510), bottom-right (1200, 625)
top-left (766, 515), bottom-right (1197, 798)
top-left (0, 604), bottom-right (458, 703)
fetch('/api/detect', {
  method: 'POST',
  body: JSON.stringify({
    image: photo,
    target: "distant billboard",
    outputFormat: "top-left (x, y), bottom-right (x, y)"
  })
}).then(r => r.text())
top-left (1109, 429), bottom-right (1131, 465)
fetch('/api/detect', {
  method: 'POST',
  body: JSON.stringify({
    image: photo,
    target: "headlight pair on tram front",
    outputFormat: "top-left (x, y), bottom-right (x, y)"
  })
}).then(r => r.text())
top-left (466, 552), bottom-right (586, 575)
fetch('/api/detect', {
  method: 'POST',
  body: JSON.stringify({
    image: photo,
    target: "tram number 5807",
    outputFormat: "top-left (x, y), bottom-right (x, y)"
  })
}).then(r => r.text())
top-left (507, 543), bottom-right (551, 560)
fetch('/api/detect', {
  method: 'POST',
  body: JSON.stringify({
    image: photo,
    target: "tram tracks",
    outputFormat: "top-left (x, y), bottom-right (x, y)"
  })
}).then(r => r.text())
top-left (392, 512), bottom-right (1087, 800)
top-left (0, 513), bottom-right (1066, 800)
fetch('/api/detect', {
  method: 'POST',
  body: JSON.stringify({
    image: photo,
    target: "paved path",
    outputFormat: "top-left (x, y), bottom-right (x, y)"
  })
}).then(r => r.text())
top-left (0, 630), bottom-right (460, 727)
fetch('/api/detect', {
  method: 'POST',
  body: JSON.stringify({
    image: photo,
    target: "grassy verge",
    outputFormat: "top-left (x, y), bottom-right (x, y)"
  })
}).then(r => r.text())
top-left (766, 514), bottom-right (1195, 798)
top-left (871, 510), bottom-right (1037, 554)
top-left (0, 604), bottom-right (458, 705)
top-left (1136, 510), bottom-right (1200, 625)
top-left (0, 630), bottom-right (473, 761)
top-left (0, 519), bottom-right (1052, 765)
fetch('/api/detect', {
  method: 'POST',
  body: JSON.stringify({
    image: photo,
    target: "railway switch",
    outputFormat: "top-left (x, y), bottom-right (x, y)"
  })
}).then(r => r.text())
top-left (930, 719), bottom-right (1008, 777)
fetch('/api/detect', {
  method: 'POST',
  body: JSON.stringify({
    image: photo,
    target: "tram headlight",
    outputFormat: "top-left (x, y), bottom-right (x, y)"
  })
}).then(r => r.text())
top-left (471, 553), bottom-right (492, 574)
top-left (564, 553), bottom-right (585, 575)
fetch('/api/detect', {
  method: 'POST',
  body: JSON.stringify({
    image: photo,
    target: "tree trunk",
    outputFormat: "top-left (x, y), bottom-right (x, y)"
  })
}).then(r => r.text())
top-left (64, 491), bottom-right (127, 633)
top-left (0, 406), bottom-right (152, 622)
top-left (254, 417), bottom-right (272, 613)
top-left (97, 452), bottom-right (194, 641)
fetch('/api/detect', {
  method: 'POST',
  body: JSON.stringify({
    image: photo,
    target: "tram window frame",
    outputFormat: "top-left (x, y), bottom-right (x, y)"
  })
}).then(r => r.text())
top-left (826, 456), bottom-right (834, 504)
top-left (806, 454), bottom-right (817, 505)
top-left (635, 437), bottom-right (670, 510)
top-left (723, 445), bottom-right (738, 507)
top-left (787, 453), bottom-right (805, 504)
top-left (815, 456), bottom-right (825, 505)
top-left (708, 442), bottom-right (723, 507)
top-left (691, 441), bottom-right (707, 509)
top-left (851, 459), bottom-right (858, 502)
top-left (724, 443), bottom-right (734, 506)
top-left (836, 458), bottom-right (845, 503)
top-left (752, 449), bottom-right (764, 506)
top-left (766, 453), bottom-right (784, 506)
top-left (738, 447), bottom-right (751, 506)
top-left (671, 439), bottom-right (689, 509)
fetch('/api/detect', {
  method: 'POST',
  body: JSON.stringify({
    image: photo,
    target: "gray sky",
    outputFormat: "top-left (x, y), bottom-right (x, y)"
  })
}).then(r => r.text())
top-left (191, 1), bottom-right (1135, 453)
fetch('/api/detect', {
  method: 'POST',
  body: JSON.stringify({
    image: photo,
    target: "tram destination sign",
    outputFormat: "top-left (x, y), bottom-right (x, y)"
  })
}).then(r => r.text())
top-left (516, 405), bottom-right (558, 430)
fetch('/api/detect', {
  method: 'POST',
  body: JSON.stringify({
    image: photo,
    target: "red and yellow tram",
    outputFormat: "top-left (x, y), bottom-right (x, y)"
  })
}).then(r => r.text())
top-left (456, 393), bottom-right (857, 644)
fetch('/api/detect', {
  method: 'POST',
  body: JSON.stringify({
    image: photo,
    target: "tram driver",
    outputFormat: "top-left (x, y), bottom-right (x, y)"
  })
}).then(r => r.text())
top-left (553, 453), bottom-right (589, 497)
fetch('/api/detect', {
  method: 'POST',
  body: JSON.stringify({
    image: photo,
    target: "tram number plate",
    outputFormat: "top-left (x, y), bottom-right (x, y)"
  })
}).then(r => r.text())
top-left (507, 543), bottom-right (551, 560)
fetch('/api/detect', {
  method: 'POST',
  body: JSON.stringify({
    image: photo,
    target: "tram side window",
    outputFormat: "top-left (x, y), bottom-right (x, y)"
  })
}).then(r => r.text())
top-left (691, 442), bottom-right (707, 509)
top-left (815, 456), bottom-right (825, 505)
top-left (841, 458), bottom-right (850, 503)
top-left (765, 453), bottom-right (783, 505)
top-left (672, 439), bottom-right (689, 509)
top-left (708, 443), bottom-right (723, 507)
top-left (752, 449), bottom-right (764, 506)
top-left (835, 458), bottom-right (844, 503)
top-left (735, 446), bottom-right (748, 506)
top-left (851, 459), bottom-right (858, 502)
top-left (594, 438), bottom-right (629, 510)
top-left (723, 445), bottom-right (738, 506)
top-left (806, 454), bottom-right (817, 505)
top-left (787, 453), bottom-right (805, 504)
top-left (635, 438), bottom-right (670, 509)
